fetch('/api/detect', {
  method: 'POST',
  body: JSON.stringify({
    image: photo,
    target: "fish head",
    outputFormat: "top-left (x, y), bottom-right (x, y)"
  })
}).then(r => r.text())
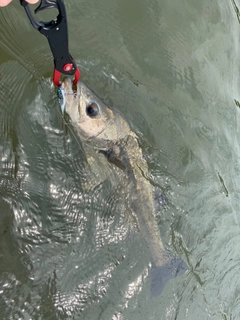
top-left (61, 78), bottom-right (130, 144)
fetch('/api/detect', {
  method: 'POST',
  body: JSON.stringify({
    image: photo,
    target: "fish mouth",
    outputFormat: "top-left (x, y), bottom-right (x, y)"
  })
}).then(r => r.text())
top-left (58, 77), bottom-right (76, 114)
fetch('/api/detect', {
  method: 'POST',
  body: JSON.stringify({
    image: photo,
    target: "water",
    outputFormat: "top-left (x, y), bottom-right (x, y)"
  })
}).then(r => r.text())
top-left (1, 0), bottom-right (240, 319)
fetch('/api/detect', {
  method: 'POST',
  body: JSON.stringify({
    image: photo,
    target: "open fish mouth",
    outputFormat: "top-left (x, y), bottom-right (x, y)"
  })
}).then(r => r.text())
top-left (57, 78), bottom-right (76, 114)
top-left (57, 86), bottom-right (66, 114)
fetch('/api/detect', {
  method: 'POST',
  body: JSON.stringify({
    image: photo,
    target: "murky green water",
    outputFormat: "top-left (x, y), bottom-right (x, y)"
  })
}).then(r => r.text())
top-left (1, 0), bottom-right (240, 319)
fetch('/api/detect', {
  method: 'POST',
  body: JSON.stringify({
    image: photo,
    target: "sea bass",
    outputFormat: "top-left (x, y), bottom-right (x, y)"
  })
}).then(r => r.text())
top-left (59, 78), bottom-right (187, 294)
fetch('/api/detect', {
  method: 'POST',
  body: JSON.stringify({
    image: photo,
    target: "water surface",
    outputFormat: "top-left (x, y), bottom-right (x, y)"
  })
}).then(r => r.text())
top-left (1, 0), bottom-right (240, 319)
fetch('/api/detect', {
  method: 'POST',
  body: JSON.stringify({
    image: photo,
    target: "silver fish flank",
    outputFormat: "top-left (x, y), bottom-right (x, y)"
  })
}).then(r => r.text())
top-left (60, 78), bottom-right (168, 268)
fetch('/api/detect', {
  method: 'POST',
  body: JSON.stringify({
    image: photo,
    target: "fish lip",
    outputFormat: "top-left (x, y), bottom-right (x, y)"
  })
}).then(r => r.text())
top-left (59, 77), bottom-right (76, 114)
top-left (62, 77), bottom-right (74, 95)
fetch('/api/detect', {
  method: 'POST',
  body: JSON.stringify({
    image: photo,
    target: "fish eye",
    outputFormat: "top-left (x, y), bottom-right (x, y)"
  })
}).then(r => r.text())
top-left (86, 102), bottom-right (99, 118)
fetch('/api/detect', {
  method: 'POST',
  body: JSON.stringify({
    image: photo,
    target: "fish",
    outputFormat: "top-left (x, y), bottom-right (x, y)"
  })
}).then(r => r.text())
top-left (59, 78), bottom-right (188, 295)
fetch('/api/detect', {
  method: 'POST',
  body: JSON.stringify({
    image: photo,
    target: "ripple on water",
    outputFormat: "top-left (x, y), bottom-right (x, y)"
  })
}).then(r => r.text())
top-left (6, 0), bottom-right (240, 318)
top-left (0, 80), bottom-right (155, 319)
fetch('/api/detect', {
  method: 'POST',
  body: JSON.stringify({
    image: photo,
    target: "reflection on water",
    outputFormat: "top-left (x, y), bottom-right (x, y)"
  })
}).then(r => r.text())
top-left (1, 0), bottom-right (240, 319)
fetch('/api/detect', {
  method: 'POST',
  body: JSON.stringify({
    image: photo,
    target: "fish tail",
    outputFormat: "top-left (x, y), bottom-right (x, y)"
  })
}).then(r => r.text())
top-left (150, 257), bottom-right (188, 297)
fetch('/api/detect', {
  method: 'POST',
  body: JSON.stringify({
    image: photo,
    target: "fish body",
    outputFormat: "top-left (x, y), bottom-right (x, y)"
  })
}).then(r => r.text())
top-left (61, 78), bottom-right (166, 267)
top-left (60, 79), bottom-right (187, 295)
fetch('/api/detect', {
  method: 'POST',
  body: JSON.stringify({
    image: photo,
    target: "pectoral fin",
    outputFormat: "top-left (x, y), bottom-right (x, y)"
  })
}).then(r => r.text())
top-left (98, 148), bottom-right (126, 171)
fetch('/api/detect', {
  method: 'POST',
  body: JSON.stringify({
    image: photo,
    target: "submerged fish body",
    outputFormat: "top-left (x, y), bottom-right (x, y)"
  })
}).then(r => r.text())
top-left (60, 78), bottom-right (187, 293)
